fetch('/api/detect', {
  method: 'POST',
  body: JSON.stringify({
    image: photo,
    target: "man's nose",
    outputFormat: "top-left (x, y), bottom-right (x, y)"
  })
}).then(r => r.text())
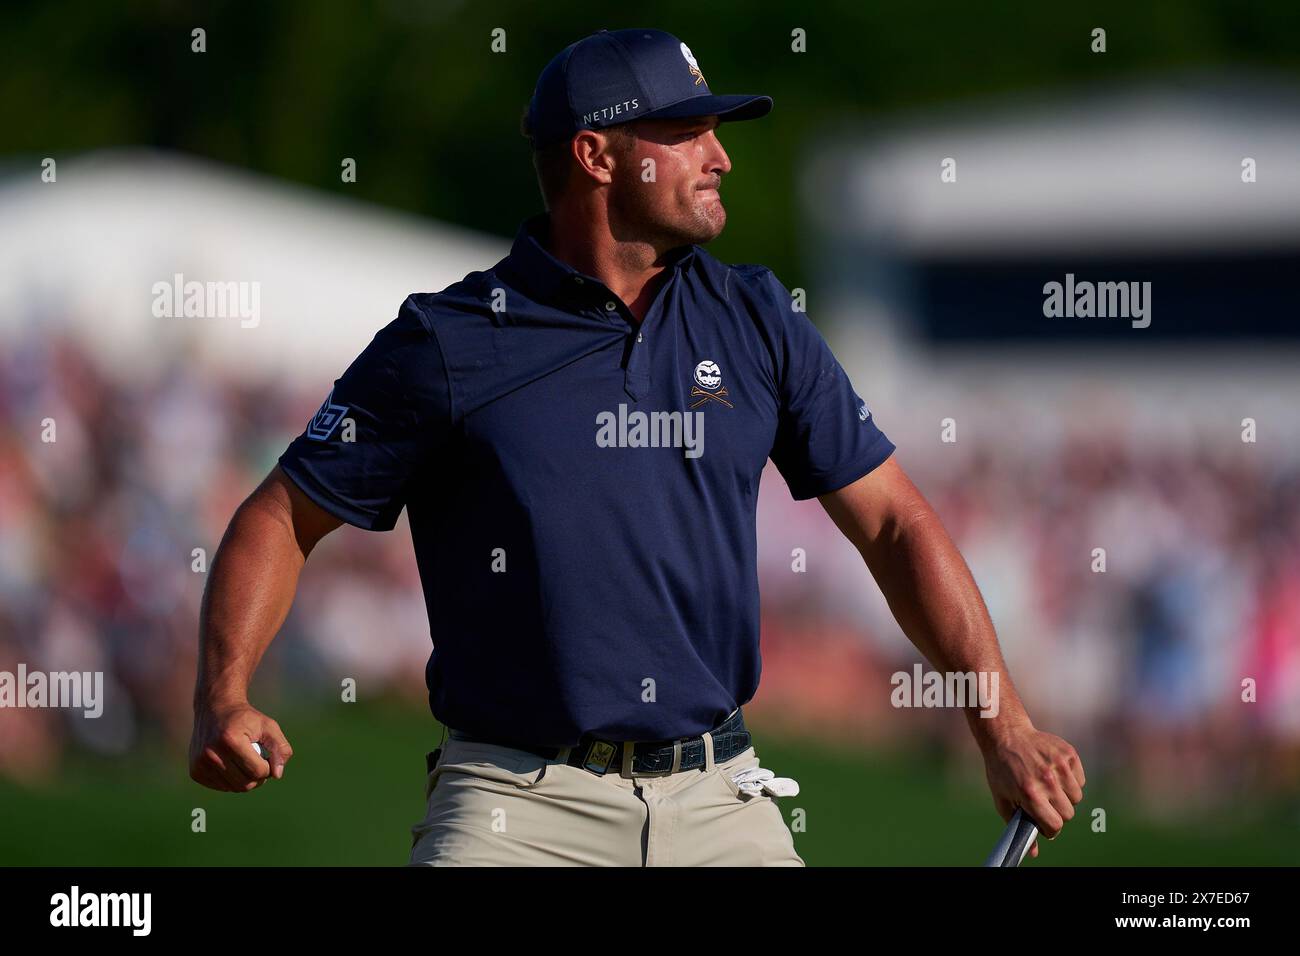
top-left (705, 130), bottom-right (732, 176)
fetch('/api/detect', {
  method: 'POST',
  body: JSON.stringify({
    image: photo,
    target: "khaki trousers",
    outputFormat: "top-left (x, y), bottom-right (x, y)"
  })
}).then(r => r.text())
top-left (408, 731), bottom-right (805, 866)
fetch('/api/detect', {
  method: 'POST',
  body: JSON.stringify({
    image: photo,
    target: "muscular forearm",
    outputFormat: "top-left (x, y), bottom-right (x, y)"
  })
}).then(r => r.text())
top-left (861, 508), bottom-right (1032, 751)
top-left (195, 493), bottom-right (306, 711)
top-left (821, 462), bottom-right (1084, 846)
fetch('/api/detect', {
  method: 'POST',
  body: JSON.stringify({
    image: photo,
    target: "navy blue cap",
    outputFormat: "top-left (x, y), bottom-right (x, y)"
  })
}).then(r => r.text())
top-left (526, 29), bottom-right (773, 149)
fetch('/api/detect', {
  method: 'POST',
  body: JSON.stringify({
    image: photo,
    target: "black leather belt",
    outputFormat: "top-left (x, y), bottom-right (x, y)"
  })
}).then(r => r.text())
top-left (433, 707), bottom-right (750, 778)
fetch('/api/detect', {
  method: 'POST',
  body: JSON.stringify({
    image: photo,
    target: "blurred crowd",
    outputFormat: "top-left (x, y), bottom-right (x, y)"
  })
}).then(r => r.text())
top-left (2, 329), bottom-right (1298, 815)
top-left (0, 330), bottom-right (432, 782)
top-left (752, 410), bottom-right (1300, 816)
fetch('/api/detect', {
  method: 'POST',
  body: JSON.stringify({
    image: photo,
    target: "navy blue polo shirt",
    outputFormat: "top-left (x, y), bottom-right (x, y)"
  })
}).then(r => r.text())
top-left (277, 212), bottom-right (895, 747)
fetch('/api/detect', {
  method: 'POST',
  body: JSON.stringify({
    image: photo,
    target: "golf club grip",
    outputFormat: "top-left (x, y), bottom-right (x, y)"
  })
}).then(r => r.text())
top-left (983, 808), bottom-right (1039, 867)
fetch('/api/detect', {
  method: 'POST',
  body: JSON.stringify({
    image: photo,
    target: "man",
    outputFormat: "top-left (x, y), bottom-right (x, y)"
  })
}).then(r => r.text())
top-left (189, 28), bottom-right (1085, 866)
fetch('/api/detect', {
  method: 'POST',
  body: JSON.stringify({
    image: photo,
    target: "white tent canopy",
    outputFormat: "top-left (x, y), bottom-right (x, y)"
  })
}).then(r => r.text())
top-left (805, 80), bottom-right (1300, 257)
top-left (0, 149), bottom-right (509, 383)
top-left (800, 79), bottom-right (1300, 440)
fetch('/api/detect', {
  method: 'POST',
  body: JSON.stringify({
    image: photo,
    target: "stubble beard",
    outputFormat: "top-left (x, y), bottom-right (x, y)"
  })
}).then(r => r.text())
top-left (612, 179), bottom-right (726, 252)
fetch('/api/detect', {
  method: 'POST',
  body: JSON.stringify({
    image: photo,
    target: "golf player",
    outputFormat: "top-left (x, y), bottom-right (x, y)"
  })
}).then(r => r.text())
top-left (189, 28), bottom-right (1085, 866)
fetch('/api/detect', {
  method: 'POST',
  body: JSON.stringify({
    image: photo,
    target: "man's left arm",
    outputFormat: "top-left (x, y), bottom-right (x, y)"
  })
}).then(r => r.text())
top-left (818, 455), bottom-right (1086, 858)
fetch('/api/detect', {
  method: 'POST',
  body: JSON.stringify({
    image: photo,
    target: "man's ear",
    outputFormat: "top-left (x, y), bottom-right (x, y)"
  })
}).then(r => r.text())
top-left (572, 129), bottom-right (619, 186)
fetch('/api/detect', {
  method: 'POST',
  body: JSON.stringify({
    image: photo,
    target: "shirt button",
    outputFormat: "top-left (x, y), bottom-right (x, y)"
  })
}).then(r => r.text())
top-left (605, 301), bottom-right (617, 312)
top-left (636, 331), bottom-right (643, 343)
top-left (573, 276), bottom-right (584, 285)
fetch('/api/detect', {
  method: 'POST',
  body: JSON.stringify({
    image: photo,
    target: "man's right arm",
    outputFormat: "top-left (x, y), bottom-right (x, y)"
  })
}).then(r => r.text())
top-left (188, 295), bottom-right (454, 792)
top-left (188, 465), bottom-right (342, 792)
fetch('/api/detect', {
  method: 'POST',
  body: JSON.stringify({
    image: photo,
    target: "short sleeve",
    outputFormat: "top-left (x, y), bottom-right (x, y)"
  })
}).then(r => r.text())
top-left (762, 271), bottom-right (895, 500)
top-left (277, 295), bottom-right (453, 530)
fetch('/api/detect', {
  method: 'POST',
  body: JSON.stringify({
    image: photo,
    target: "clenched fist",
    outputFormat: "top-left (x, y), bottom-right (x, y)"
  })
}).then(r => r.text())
top-left (189, 699), bottom-right (293, 792)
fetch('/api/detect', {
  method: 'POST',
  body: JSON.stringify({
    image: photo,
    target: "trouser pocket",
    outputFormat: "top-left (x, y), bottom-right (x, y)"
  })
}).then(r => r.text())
top-left (715, 747), bottom-right (759, 799)
top-left (409, 741), bottom-right (555, 853)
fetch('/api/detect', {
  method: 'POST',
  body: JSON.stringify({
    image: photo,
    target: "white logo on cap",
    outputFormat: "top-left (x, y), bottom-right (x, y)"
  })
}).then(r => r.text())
top-left (680, 42), bottom-right (706, 86)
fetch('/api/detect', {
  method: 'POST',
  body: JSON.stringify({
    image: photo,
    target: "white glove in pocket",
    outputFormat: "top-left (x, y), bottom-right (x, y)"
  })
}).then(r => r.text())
top-left (729, 765), bottom-right (800, 799)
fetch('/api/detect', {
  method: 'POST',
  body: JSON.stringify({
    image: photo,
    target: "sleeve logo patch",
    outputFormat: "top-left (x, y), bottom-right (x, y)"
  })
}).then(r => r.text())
top-left (307, 388), bottom-right (349, 441)
top-left (858, 402), bottom-right (871, 422)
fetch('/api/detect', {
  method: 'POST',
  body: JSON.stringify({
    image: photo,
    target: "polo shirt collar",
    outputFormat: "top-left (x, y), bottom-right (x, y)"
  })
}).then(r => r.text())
top-left (502, 212), bottom-right (697, 311)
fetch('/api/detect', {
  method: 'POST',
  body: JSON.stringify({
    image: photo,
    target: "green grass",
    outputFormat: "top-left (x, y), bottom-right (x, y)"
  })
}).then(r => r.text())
top-left (1, 699), bottom-right (1295, 865)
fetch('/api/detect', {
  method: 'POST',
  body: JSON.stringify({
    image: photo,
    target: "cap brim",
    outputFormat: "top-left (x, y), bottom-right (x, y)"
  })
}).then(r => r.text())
top-left (637, 93), bottom-right (773, 125)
